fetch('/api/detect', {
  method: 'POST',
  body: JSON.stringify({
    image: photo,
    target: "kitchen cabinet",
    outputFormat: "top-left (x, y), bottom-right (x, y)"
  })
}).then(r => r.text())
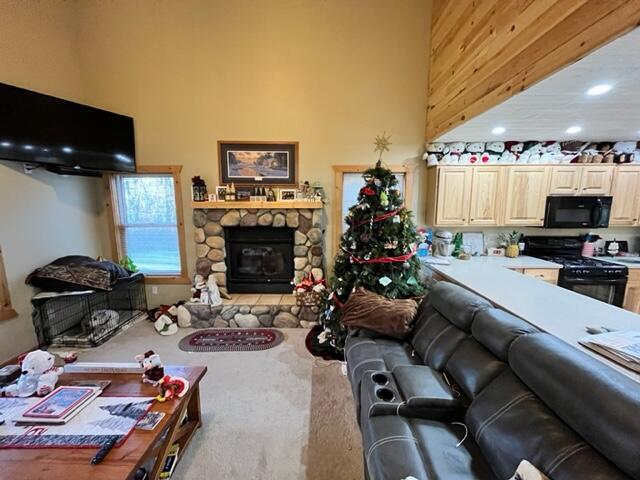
top-left (549, 166), bottom-right (580, 195)
top-left (503, 166), bottom-right (550, 226)
top-left (623, 270), bottom-right (640, 314)
top-left (468, 167), bottom-right (502, 225)
top-left (434, 167), bottom-right (472, 225)
top-left (578, 165), bottom-right (613, 195)
top-left (609, 167), bottom-right (640, 226)
top-left (523, 268), bottom-right (559, 284)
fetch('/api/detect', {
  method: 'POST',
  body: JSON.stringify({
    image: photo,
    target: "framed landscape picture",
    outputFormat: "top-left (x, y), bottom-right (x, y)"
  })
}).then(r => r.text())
top-left (218, 141), bottom-right (298, 185)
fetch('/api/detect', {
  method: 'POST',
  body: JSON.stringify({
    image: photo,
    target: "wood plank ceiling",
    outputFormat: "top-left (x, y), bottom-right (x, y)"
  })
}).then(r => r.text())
top-left (426, 0), bottom-right (640, 141)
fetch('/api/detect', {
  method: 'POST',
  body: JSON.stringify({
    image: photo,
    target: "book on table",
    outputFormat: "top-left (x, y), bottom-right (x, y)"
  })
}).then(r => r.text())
top-left (579, 331), bottom-right (640, 373)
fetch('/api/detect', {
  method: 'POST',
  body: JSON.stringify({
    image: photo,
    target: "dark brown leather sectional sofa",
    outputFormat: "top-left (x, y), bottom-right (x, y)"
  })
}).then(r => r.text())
top-left (345, 281), bottom-right (640, 479)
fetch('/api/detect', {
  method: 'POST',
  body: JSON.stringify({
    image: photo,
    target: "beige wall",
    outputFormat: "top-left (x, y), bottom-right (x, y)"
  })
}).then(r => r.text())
top-left (0, 1), bottom-right (109, 359)
top-left (73, 0), bottom-right (432, 304)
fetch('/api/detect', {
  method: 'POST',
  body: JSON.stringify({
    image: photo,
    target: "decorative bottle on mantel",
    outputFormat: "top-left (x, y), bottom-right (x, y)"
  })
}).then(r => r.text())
top-left (230, 183), bottom-right (236, 201)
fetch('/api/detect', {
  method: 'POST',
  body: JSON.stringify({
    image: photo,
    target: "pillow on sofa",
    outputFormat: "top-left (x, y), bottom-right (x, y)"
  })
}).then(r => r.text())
top-left (510, 460), bottom-right (549, 480)
top-left (340, 288), bottom-right (417, 339)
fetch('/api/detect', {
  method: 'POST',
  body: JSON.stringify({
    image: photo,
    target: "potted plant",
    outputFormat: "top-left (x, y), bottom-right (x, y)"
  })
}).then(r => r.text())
top-left (499, 230), bottom-right (520, 258)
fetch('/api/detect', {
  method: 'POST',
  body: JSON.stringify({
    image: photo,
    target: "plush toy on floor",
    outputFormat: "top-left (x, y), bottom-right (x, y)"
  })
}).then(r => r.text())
top-left (135, 350), bottom-right (165, 386)
top-left (155, 375), bottom-right (190, 402)
top-left (152, 304), bottom-right (179, 335)
top-left (2, 350), bottom-right (64, 397)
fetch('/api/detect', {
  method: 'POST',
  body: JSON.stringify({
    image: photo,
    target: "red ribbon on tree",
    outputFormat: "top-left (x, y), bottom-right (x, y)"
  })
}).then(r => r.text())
top-left (351, 209), bottom-right (399, 229)
top-left (343, 245), bottom-right (417, 264)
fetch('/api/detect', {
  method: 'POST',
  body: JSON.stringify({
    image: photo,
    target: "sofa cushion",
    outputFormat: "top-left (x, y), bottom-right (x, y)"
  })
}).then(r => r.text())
top-left (445, 338), bottom-right (507, 399)
top-left (472, 308), bottom-right (539, 361)
top-left (429, 281), bottom-right (492, 332)
top-left (411, 418), bottom-right (497, 480)
top-left (410, 302), bottom-right (468, 370)
top-left (466, 370), bottom-right (627, 480)
top-left (361, 415), bottom-right (429, 480)
top-left (510, 333), bottom-right (640, 479)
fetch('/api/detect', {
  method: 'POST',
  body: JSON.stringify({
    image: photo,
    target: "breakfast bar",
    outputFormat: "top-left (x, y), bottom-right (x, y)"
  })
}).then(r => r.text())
top-left (422, 256), bottom-right (640, 383)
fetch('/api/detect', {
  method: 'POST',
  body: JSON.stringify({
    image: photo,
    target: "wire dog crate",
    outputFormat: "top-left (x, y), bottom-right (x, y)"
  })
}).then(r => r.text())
top-left (32, 273), bottom-right (148, 348)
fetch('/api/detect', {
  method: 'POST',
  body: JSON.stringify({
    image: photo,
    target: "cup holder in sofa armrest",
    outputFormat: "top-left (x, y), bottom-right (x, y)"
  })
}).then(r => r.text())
top-left (375, 387), bottom-right (396, 402)
top-left (372, 372), bottom-right (390, 386)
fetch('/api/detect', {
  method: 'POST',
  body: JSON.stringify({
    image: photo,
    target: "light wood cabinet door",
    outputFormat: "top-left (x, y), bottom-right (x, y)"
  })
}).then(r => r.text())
top-left (435, 167), bottom-right (472, 225)
top-left (503, 166), bottom-right (550, 226)
top-left (549, 166), bottom-right (580, 195)
top-left (469, 167), bottom-right (502, 225)
top-left (623, 271), bottom-right (640, 314)
top-left (523, 268), bottom-right (559, 284)
top-left (609, 167), bottom-right (640, 226)
top-left (578, 166), bottom-right (613, 195)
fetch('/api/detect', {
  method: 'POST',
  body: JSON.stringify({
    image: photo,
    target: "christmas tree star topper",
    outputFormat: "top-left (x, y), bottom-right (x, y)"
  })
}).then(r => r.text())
top-left (373, 132), bottom-right (392, 162)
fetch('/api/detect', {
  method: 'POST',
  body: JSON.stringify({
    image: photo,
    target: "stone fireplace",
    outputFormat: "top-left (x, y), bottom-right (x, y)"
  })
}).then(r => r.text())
top-left (193, 206), bottom-right (325, 298)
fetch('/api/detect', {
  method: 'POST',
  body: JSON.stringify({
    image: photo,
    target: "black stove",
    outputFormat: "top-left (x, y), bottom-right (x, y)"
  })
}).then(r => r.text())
top-left (524, 236), bottom-right (628, 306)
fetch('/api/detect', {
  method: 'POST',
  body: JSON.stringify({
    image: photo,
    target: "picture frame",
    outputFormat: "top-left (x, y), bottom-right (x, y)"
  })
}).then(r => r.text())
top-left (215, 186), bottom-right (227, 201)
top-left (278, 189), bottom-right (297, 201)
top-left (218, 141), bottom-right (298, 186)
top-left (236, 188), bottom-right (251, 201)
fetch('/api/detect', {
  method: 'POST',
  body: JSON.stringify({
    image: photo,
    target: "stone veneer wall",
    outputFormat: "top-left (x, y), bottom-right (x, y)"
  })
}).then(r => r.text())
top-left (192, 207), bottom-right (325, 298)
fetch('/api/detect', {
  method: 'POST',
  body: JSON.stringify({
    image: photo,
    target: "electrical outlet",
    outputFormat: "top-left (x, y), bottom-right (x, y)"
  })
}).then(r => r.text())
top-left (151, 286), bottom-right (159, 295)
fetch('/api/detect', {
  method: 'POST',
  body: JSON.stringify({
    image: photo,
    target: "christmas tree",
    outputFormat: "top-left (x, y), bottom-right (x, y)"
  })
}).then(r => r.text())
top-left (320, 134), bottom-right (425, 350)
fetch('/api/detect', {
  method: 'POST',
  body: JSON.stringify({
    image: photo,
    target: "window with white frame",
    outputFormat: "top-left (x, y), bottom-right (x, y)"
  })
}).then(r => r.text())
top-left (108, 166), bottom-right (188, 282)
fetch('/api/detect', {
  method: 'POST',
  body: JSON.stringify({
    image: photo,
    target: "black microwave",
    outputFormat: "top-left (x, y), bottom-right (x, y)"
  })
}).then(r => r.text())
top-left (544, 196), bottom-right (612, 228)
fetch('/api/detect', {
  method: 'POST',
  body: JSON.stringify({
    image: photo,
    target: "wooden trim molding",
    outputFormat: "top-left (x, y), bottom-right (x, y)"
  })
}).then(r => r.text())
top-left (332, 164), bottom-right (415, 258)
top-left (104, 166), bottom-right (190, 284)
top-left (0, 246), bottom-right (18, 321)
top-left (426, 0), bottom-right (640, 140)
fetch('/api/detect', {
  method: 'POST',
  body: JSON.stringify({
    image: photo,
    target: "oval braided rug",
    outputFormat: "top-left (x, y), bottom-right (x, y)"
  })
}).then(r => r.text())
top-left (178, 328), bottom-right (284, 352)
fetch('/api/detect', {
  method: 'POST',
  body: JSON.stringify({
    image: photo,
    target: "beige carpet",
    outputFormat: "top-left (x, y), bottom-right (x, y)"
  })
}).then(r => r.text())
top-left (73, 322), bottom-right (363, 480)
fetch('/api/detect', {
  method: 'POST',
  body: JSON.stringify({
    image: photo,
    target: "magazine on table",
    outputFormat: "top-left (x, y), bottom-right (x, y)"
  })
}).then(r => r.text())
top-left (579, 331), bottom-right (640, 373)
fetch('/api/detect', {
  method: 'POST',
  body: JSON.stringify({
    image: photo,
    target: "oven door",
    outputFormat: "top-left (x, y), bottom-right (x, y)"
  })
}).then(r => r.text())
top-left (544, 196), bottom-right (612, 228)
top-left (559, 277), bottom-right (627, 307)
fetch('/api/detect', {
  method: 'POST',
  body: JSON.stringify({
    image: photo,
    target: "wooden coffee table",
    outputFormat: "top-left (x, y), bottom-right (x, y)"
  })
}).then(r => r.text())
top-left (0, 365), bottom-right (207, 480)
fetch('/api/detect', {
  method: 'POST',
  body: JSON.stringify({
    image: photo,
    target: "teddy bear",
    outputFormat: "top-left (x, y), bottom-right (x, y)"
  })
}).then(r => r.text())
top-left (134, 350), bottom-right (165, 385)
top-left (441, 142), bottom-right (465, 164)
top-left (464, 142), bottom-right (485, 164)
top-left (499, 142), bottom-right (523, 163)
top-left (153, 305), bottom-right (179, 335)
top-left (613, 141), bottom-right (637, 163)
top-left (539, 142), bottom-right (563, 163)
top-left (2, 350), bottom-right (63, 397)
top-left (422, 142), bottom-right (446, 166)
top-left (485, 142), bottom-right (505, 164)
top-left (519, 142), bottom-right (544, 164)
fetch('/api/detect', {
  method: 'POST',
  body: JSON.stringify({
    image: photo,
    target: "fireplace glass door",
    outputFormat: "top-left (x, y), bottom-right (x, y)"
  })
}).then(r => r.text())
top-left (225, 227), bottom-right (294, 293)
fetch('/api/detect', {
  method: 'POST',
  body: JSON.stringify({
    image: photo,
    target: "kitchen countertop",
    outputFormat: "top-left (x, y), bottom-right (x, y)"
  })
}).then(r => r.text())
top-left (421, 257), bottom-right (640, 383)
top-left (422, 254), bottom-right (562, 269)
top-left (597, 256), bottom-right (640, 269)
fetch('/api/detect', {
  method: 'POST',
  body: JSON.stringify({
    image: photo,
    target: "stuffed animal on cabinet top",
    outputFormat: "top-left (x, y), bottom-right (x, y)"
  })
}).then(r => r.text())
top-left (441, 142), bottom-right (465, 164)
top-left (2, 350), bottom-right (64, 397)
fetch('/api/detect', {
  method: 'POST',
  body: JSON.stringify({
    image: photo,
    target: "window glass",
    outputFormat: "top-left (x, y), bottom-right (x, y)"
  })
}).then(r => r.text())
top-left (116, 175), bottom-right (181, 275)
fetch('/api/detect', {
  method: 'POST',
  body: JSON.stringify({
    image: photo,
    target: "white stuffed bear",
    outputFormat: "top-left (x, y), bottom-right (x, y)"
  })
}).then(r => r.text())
top-left (441, 142), bottom-right (465, 164)
top-left (189, 274), bottom-right (207, 302)
top-left (520, 142), bottom-right (544, 164)
top-left (613, 141), bottom-right (637, 163)
top-left (2, 350), bottom-right (63, 397)
top-left (423, 142), bottom-right (446, 166)
top-left (465, 142), bottom-right (485, 165)
top-left (540, 142), bottom-right (563, 163)
top-left (500, 142), bottom-right (523, 163)
top-left (486, 142), bottom-right (505, 164)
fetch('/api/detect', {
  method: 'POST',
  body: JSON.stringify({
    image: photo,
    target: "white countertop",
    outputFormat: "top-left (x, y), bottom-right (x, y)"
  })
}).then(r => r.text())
top-left (423, 254), bottom-right (562, 269)
top-left (597, 256), bottom-right (640, 269)
top-left (421, 257), bottom-right (640, 383)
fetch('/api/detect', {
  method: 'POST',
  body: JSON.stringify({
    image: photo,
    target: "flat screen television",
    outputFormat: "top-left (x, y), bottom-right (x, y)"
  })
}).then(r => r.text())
top-left (0, 82), bottom-right (135, 176)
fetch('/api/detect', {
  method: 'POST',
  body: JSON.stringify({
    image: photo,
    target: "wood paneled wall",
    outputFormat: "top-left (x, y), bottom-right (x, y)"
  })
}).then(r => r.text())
top-left (426, 0), bottom-right (640, 140)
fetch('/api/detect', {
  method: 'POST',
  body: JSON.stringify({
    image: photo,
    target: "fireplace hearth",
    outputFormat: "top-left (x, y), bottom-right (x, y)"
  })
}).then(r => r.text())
top-left (225, 227), bottom-right (294, 293)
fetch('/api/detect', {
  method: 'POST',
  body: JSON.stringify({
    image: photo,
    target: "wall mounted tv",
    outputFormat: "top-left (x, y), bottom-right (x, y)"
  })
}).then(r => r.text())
top-left (0, 82), bottom-right (135, 176)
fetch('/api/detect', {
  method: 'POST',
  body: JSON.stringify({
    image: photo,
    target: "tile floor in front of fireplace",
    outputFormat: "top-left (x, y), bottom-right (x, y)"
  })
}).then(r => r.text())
top-left (75, 322), bottom-right (363, 480)
top-left (222, 293), bottom-right (298, 306)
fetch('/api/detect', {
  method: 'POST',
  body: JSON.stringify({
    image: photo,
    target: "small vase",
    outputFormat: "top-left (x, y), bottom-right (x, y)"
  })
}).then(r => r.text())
top-left (505, 244), bottom-right (519, 258)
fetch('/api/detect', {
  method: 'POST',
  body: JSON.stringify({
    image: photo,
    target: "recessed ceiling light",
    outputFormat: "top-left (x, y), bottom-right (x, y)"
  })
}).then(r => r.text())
top-left (491, 126), bottom-right (506, 134)
top-left (0, 142), bottom-right (11, 147)
top-left (23, 145), bottom-right (33, 150)
top-left (587, 84), bottom-right (612, 96)
top-left (566, 126), bottom-right (582, 134)
top-left (62, 146), bottom-right (73, 153)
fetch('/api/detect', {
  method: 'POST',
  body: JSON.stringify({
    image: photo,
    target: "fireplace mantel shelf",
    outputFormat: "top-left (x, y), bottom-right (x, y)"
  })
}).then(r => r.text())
top-left (191, 200), bottom-right (323, 209)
